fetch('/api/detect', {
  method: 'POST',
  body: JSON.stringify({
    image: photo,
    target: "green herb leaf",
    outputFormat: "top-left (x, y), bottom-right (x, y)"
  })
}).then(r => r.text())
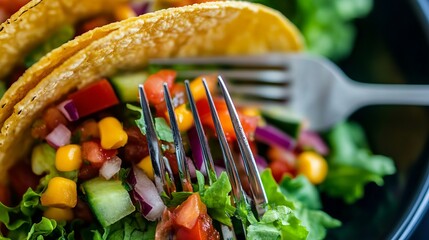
top-left (320, 122), bottom-right (396, 203)
top-left (279, 175), bottom-right (321, 210)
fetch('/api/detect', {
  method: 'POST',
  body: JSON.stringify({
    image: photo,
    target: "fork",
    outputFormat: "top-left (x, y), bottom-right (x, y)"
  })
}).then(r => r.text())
top-left (150, 53), bottom-right (429, 131)
top-left (138, 76), bottom-right (268, 238)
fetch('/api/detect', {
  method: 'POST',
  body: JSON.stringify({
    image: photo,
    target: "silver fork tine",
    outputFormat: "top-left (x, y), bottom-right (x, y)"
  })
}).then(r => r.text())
top-left (184, 80), bottom-right (217, 184)
top-left (202, 79), bottom-right (248, 206)
top-left (163, 83), bottom-right (193, 192)
top-left (138, 85), bottom-right (176, 195)
top-left (178, 69), bottom-right (290, 84)
top-left (218, 76), bottom-right (268, 218)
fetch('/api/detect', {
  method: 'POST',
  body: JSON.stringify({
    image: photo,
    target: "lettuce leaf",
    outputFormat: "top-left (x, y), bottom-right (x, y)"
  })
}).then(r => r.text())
top-left (320, 122), bottom-right (396, 203)
top-left (280, 175), bottom-right (321, 210)
top-left (198, 171), bottom-right (235, 226)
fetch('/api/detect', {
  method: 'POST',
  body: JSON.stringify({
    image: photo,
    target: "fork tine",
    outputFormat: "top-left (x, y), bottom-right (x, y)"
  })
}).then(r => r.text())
top-left (184, 80), bottom-right (217, 184)
top-left (229, 85), bottom-right (290, 101)
top-left (218, 76), bottom-right (268, 218)
top-left (163, 83), bottom-right (193, 192)
top-left (201, 79), bottom-right (248, 205)
top-left (138, 85), bottom-right (176, 195)
top-left (177, 69), bottom-right (290, 84)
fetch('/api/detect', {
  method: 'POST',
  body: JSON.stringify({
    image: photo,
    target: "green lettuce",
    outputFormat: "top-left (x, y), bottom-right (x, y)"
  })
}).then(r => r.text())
top-left (259, 170), bottom-right (340, 240)
top-left (197, 171), bottom-right (236, 226)
top-left (320, 122), bottom-right (396, 203)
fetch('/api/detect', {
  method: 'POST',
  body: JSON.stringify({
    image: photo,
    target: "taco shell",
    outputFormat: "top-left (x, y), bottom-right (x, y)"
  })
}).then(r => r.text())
top-left (0, 0), bottom-right (129, 126)
top-left (0, 1), bottom-right (303, 183)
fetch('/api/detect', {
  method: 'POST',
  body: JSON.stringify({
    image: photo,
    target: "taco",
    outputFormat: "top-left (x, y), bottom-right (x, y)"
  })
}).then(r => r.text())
top-left (0, 2), bottom-right (309, 239)
top-left (0, 0), bottom-right (147, 124)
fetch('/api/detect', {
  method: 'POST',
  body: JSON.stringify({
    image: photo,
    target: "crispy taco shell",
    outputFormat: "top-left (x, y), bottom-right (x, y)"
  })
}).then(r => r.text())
top-left (0, 0), bottom-right (128, 125)
top-left (0, 1), bottom-right (303, 183)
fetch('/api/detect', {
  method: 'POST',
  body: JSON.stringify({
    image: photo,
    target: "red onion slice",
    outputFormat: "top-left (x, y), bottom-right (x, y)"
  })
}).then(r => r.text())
top-left (298, 130), bottom-right (329, 156)
top-left (100, 156), bottom-right (122, 180)
top-left (131, 166), bottom-right (165, 221)
top-left (45, 124), bottom-right (71, 149)
top-left (255, 125), bottom-right (296, 151)
top-left (57, 99), bottom-right (79, 122)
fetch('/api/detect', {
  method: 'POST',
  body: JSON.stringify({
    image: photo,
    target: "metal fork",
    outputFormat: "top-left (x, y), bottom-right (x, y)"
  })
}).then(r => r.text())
top-left (138, 76), bottom-right (268, 237)
top-left (150, 53), bottom-right (429, 131)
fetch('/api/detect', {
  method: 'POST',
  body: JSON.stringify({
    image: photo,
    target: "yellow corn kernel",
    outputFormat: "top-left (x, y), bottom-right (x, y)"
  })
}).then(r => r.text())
top-left (43, 207), bottom-right (74, 221)
top-left (55, 144), bottom-right (82, 172)
top-left (297, 152), bottom-right (328, 185)
top-left (114, 4), bottom-right (136, 21)
top-left (189, 75), bottom-right (216, 101)
top-left (98, 117), bottom-right (128, 149)
top-left (41, 177), bottom-right (77, 208)
top-left (172, 104), bottom-right (194, 132)
top-left (137, 156), bottom-right (154, 180)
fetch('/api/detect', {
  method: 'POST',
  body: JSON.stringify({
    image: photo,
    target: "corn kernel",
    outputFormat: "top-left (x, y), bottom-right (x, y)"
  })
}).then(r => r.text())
top-left (171, 104), bottom-right (194, 132)
top-left (55, 144), bottom-right (82, 171)
top-left (43, 207), bottom-right (74, 221)
top-left (297, 152), bottom-right (328, 184)
top-left (41, 177), bottom-right (77, 208)
top-left (137, 156), bottom-right (154, 180)
top-left (98, 117), bottom-right (128, 149)
top-left (114, 4), bottom-right (136, 21)
top-left (189, 75), bottom-right (216, 101)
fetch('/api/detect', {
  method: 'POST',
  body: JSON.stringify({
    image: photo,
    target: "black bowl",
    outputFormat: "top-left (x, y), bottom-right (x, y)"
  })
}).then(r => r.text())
top-left (323, 0), bottom-right (429, 239)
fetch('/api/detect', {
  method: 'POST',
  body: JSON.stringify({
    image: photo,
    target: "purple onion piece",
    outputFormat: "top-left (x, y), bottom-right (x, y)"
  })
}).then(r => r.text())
top-left (255, 155), bottom-right (268, 172)
top-left (188, 127), bottom-right (204, 170)
top-left (100, 156), bottom-right (122, 180)
top-left (130, 166), bottom-right (165, 221)
top-left (130, 2), bottom-right (150, 16)
top-left (45, 124), bottom-right (71, 149)
top-left (298, 130), bottom-right (329, 156)
top-left (255, 125), bottom-right (296, 151)
top-left (57, 99), bottom-right (79, 122)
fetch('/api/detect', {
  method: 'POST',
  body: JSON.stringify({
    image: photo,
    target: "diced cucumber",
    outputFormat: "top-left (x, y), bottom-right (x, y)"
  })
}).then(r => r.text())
top-left (261, 107), bottom-right (303, 139)
top-left (82, 177), bottom-right (135, 227)
top-left (110, 71), bottom-right (148, 102)
top-left (31, 143), bottom-right (56, 175)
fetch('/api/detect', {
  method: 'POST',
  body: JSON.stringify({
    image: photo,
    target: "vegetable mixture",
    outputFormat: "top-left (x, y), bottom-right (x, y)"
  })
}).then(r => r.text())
top-left (0, 68), bottom-right (395, 239)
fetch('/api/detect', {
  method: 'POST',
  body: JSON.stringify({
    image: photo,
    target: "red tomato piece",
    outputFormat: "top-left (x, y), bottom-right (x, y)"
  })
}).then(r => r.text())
top-left (81, 140), bottom-right (117, 168)
top-left (68, 79), bottom-right (119, 118)
top-left (173, 193), bottom-right (206, 229)
top-left (269, 160), bottom-right (296, 183)
top-left (176, 213), bottom-right (220, 240)
top-left (143, 70), bottom-right (176, 105)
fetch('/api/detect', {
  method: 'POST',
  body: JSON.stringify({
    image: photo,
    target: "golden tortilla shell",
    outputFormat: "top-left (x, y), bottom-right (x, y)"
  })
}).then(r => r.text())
top-left (0, 0), bottom-right (128, 126)
top-left (0, 1), bottom-right (303, 183)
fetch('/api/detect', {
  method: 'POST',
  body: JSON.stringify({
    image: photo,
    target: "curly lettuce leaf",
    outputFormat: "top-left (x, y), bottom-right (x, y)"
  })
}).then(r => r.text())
top-left (320, 122), bottom-right (396, 203)
top-left (261, 170), bottom-right (340, 240)
top-left (280, 175), bottom-right (321, 210)
top-left (198, 171), bottom-right (235, 226)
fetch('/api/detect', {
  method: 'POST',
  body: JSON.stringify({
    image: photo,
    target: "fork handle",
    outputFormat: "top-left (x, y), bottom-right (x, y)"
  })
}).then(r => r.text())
top-left (349, 81), bottom-right (429, 106)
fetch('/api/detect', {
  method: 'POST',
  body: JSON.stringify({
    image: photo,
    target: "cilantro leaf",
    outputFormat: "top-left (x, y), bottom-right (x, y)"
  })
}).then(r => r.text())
top-left (320, 122), bottom-right (396, 203)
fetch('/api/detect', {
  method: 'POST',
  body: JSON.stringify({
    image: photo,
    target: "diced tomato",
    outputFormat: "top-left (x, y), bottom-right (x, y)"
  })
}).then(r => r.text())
top-left (68, 79), bottom-right (119, 118)
top-left (43, 107), bottom-right (68, 132)
top-left (81, 140), bottom-right (117, 168)
top-left (173, 194), bottom-right (206, 229)
top-left (196, 98), bottom-right (258, 141)
top-left (7, 162), bottom-right (40, 197)
top-left (143, 70), bottom-right (176, 105)
top-left (0, 183), bottom-right (11, 206)
top-left (154, 82), bottom-right (187, 117)
top-left (269, 160), bottom-right (295, 183)
top-left (176, 216), bottom-right (207, 240)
